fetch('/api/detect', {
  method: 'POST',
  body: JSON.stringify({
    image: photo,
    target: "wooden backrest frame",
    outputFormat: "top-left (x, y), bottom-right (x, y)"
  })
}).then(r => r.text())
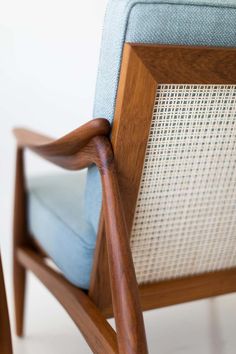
top-left (89, 43), bottom-right (236, 315)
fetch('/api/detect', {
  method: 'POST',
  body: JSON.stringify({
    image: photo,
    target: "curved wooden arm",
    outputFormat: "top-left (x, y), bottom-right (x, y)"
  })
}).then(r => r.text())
top-left (13, 118), bottom-right (111, 157)
top-left (93, 137), bottom-right (148, 354)
top-left (13, 120), bottom-right (147, 352)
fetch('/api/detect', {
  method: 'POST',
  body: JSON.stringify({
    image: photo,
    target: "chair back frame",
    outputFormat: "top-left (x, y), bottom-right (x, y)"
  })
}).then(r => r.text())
top-left (89, 43), bottom-right (236, 316)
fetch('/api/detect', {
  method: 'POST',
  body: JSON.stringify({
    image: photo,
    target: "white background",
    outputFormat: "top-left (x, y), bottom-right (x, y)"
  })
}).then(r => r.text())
top-left (0, 0), bottom-right (107, 265)
top-left (0, 1), bottom-right (236, 353)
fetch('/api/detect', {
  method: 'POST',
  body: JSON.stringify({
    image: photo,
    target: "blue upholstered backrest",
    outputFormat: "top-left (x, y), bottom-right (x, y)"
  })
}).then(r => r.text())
top-left (85, 0), bottom-right (236, 233)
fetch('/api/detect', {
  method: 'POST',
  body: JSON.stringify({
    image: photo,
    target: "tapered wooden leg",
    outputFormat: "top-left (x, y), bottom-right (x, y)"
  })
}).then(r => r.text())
top-left (13, 259), bottom-right (26, 337)
top-left (0, 254), bottom-right (13, 354)
top-left (13, 148), bottom-right (27, 337)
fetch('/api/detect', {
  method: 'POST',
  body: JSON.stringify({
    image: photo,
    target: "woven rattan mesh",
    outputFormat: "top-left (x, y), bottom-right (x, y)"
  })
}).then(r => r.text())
top-left (130, 84), bottom-right (236, 284)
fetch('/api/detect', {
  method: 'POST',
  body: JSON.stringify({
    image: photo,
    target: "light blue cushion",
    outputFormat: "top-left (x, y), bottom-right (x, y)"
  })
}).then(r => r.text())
top-left (28, 171), bottom-right (96, 289)
top-left (86, 0), bottom-right (236, 233)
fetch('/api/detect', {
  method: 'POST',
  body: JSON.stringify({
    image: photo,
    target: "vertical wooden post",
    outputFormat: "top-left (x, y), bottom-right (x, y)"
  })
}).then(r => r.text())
top-left (0, 255), bottom-right (13, 354)
top-left (95, 137), bottom-right (148, 354)
top-left (13, 148), bottom-right (27, 337)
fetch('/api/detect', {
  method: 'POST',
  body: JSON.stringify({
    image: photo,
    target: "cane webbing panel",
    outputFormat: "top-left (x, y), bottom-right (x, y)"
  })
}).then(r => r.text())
top-left (131, 84), bottom-right (236, 284)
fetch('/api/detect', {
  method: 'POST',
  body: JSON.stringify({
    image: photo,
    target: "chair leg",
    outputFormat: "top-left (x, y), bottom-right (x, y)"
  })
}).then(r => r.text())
top-left (0, 254), bottom-right (13, 354)
top-left (13, 147), bottom-right (27, 337)
top-left (13, 257), bottom-right (26, 337)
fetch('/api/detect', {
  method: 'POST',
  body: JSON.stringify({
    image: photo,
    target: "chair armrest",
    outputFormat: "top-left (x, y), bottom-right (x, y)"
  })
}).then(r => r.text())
top-left (13, 118), bottom-right (111, 156)
top-left (13, 118), bottom-right (111, 170)
top-left (13, 129), bottom-right (54, 147)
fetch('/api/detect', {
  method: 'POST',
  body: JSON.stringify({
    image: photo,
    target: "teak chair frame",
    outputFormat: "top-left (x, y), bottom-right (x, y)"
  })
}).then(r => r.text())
top-left (13, 44), bottom-right (236, 354)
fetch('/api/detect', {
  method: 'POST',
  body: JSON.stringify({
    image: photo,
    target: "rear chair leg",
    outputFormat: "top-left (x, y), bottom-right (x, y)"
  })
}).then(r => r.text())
top-left (13, 259), bottom-right (26, 337)
top-left (13, 148), bottom-right (27, 337)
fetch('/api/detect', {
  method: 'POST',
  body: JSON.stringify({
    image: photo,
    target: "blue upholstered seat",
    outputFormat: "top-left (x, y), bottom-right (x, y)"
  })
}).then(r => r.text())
top-left (28, 171), bottom-right (96, 289)
top-left (28, 0), bottom-right (236, 289)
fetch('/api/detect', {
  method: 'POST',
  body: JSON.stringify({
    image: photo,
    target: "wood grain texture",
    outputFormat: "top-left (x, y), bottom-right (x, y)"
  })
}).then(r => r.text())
top-left (13, 119), bottom-right (111, 171)
top-left (13, 118), bottom-right (110, 156)
top-left (0, 255), bottom-right (13, 354)
top-left (132, 44), bottom-right (236, 84)
top-left (94, 136), bottom-right (148, 354)
top-left (17, 247), bottom-right (118, 354)
top-left (99, 268), bottom-right (236, 318)
top-left (89, 213), bottom-right (112, 314)
top-left (111, 45), bottom-right (157, 237)
top-left (139, 268), bottom-right (236, 311)
top-left (13, 148), bottom-right (27, 336)
top-left (90, 42), bottom-right (157, 312)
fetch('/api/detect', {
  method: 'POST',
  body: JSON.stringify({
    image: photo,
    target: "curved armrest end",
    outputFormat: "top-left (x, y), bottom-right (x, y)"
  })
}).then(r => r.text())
top-left (13, 128), bottom-right (53, 148)
top-left (13, 118), bottom-right (111, 157)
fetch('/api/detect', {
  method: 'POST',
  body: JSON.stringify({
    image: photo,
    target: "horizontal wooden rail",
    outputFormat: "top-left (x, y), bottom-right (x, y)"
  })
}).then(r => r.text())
top-left (102, 268), bottom-right (236, 318)
top-left (139, 268), bottom-right (236, 312)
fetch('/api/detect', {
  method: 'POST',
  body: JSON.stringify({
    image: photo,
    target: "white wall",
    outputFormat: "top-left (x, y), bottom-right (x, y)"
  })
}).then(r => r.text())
top-left (0, 0), bottom-right (108, 269)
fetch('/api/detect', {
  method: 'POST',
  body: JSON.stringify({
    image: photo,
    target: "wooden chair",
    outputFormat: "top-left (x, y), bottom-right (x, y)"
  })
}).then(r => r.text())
top-left (12, 1), bottom-right (236, 353)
